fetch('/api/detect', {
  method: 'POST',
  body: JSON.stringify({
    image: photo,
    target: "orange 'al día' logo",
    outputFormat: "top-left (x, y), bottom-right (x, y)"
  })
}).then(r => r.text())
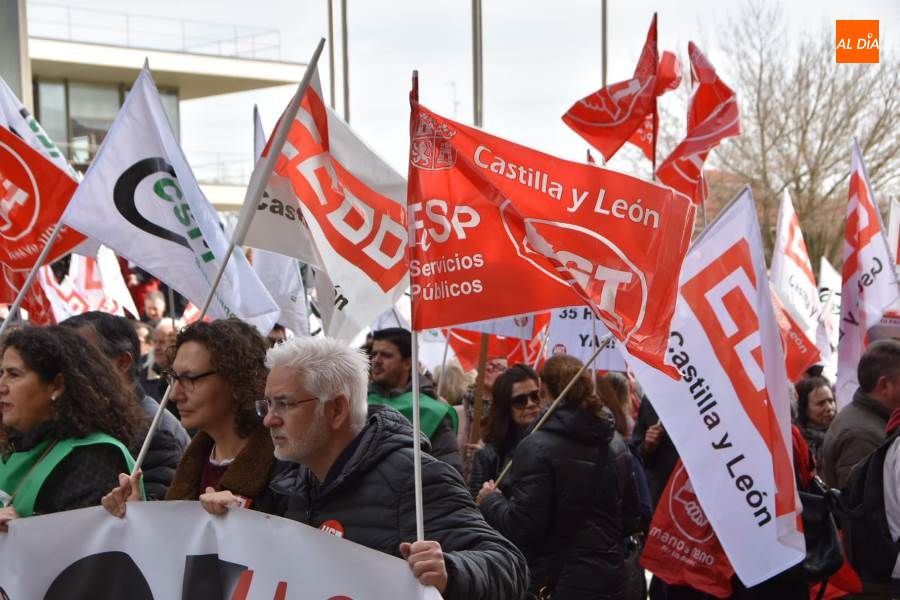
top-left (836, 20), bottom-right (879, 63)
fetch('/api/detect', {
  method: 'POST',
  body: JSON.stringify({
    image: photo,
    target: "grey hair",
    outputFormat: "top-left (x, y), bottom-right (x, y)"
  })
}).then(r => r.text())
top-left (266, 336), bottom-right (369, 434)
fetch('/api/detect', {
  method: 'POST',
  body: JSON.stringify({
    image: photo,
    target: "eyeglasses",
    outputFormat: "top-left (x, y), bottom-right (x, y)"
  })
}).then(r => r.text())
top-left (164, 369), bottom-right (217, 392)
top-left (486, 362), bottom-right (507, 373)
top-left (510, 390), bottom-right (540, 408)
top-left (255, 396), bottom-right (319, 418)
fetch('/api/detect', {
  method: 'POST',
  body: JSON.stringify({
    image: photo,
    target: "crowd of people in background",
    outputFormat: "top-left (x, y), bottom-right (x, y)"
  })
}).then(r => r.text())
top-left (0, 280), bottom-right (898, 599)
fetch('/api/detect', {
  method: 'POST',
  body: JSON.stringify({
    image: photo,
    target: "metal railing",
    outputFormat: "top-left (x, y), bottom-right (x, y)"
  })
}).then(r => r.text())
top-left (188, 151), bottom-right (254, 186)
top-left (27, 1), bottom-right (282, 61)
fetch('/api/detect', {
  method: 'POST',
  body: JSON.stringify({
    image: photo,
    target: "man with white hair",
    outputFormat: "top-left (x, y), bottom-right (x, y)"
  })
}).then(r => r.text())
top-left (201, 336), bottom-right (528, 599)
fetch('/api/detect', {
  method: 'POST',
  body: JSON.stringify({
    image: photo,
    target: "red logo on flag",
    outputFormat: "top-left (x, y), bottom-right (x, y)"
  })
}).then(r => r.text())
top-left (410, 113), bottom-right (457, 171)
top-left (681, 239), bottom-right (795, 519)
top-left (0, 127), bottom-right (84, 269)
top-left (319, 519), bottom-right (344, 538)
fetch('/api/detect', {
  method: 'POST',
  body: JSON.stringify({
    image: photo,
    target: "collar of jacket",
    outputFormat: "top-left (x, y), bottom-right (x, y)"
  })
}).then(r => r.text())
top-left (165, 424), bottom-right (274, 500)
top-left (269, 405), bottom-right (429, 499)
top-left (852, 388), bottom-right (893, 422)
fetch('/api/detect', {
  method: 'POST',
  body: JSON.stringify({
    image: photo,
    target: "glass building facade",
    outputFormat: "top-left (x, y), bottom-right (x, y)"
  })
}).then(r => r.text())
top-left (33, 78), bottom-right (179, 170)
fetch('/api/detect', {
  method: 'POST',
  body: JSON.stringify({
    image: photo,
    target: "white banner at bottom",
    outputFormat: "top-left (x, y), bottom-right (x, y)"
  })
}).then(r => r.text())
top-left (0, 502), bottom-right (440, 600)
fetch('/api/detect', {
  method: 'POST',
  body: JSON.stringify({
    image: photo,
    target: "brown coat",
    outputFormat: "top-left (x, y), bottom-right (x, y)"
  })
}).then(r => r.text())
top-left (165, 425), bottom-right (285, 513)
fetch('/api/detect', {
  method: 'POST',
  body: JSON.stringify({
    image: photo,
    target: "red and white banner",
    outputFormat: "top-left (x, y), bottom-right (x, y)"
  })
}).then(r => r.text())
top-left (641, 461), bottom-right (734, 597)
top-left (0, 264), bottom-right (55, 324)
top-left (38, 246), bottom-right (139, 322)
top-left (836, 141), bottom-right (900, 408)
top-left (563, 14), bottom-right (680, 162)
top-left (0, 502), bottom-right (439, 600)
top-left (246, 68), bottom-right (408, 342)
top-left (0, 125), bottom-right (85, 270)
top-left (408, 102), bottom-right (695, 376)
top-left (769, 191), bottom-right (823, 379)
top-left (623, 188), bottom-right (805, 585)
top-left (656, 43), bottom-right (741, 205)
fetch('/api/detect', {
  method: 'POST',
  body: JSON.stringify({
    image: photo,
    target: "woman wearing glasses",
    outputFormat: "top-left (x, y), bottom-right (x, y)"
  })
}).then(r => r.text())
top-left (468, 364), bottom-right (542, 498)
top-left (0, 326), bottom-right (145, 530)
top-left (476, 354), bottom-right (641, 600)
top-left (102, 318), bottom-right (286, 515)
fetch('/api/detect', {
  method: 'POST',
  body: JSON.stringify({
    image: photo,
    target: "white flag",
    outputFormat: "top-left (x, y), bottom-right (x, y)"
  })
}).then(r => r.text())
top-left (245, 67), bottom-right (408, 342)
top-left (818, 257), bottom-right (841, 381)
top-left (546, 306), bottom-right (627, 370)
top-left (250, 108), bottom-right (309, 336)
top-left (624, 188), bottom-right (805, 586)
top-left (836, 141), bottom-right (900, 408)
top-left (889, 196), bottom-right (900, 265)
top-left (0, 77), bottom-right (74, 177)
top-left (769, 191), bottom-right (822, 379)
top-left (61, 67), bottom-right (280, 334)
top-left (455, 314), bottom-right (537, 340)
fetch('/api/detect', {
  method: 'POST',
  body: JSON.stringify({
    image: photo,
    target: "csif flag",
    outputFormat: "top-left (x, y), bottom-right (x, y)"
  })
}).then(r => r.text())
top-left (622, 188), bottom-right (805, 585)
top-left (244, 67), bottom-right (408, 342)
top-left (61, 66), bottom-right (280, 334)
top-left (656, 43), bottom-right (740, 204)
top-left (408, 100), bottom-right (695, 377)
top-left (563, 14), bottom-right (680, 162)
top-left (835, 141), bottom-right (900, 408)
top-left (818, 256), bottom-right (841, 381)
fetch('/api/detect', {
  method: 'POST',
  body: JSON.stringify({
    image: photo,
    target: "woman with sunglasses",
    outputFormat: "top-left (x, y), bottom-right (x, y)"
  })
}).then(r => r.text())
top-left (468, 364), bottom-right (542, 498)
top-left (102, 318), bottom-right (286, 516)
top-left (0, 326), bottom-right (145, 530)
top-left (477, 354), bottom-right (641, 600)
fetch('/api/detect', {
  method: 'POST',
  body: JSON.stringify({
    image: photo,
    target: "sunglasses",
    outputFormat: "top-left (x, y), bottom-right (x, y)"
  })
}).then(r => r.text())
top-left (510, 390), bottom-right (540, 408)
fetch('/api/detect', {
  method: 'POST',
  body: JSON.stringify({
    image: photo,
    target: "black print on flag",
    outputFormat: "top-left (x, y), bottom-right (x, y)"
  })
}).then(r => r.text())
top-left (42, 551), bottom-right (153, 599)
top-left (114, 158), bottom-right (190, 249)
top-left (181, 554), bottom-right (248, 599)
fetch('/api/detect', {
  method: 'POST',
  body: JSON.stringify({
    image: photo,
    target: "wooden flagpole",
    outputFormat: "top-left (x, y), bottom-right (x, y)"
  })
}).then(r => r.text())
top-left (494, 335), bottom-right (612, 485)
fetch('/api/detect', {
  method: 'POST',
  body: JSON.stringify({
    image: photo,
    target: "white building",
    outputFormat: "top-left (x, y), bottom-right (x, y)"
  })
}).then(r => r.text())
top-left (17, 1), bottom-right (307, 210)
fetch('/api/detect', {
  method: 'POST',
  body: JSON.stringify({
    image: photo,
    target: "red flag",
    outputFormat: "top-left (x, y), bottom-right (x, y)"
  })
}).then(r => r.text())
top-left (0, 126), bottom-right (85, 269)
top-left (408, 100), bottom-right (696, 377)
top-left (656, 43), bottom-right (741, 204)
top-left (444, 329), bottom-right (520, 372)
top-left (640, 461), bottom-right (734, 597)
top-left (563, 15), bottom-right (681, 162)
top-left (0, 265), bottom-right (55, 325)
top-left (628, 51), bottom-right (683, 161)
top-left (771, 289), bottom-right (822, 381)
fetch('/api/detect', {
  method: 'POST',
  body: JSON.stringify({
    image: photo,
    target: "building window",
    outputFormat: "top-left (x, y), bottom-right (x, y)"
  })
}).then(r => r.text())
top-left (35, 80), bottom-right (67, 153)
top-left (68, 81), bottom-right (119, 165)
top-left (160, 89), bottom-right (180, 136)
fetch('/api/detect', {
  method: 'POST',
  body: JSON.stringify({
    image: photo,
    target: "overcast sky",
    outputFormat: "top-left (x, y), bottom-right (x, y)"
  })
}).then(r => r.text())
top-left (31, 0), bottom-right (899, 177)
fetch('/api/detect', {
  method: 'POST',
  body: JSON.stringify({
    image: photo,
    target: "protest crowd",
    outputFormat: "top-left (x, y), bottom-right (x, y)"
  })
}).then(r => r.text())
top-left (0, 10), bottom-right (898, 600)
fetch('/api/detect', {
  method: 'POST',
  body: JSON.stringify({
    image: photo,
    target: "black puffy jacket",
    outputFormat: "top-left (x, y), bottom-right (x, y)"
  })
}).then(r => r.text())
top-left (479, 405), bottom-right (641, 600)
top-left (271, 405), bottom-right (529, 600)
top-left (136, 392), bottom-right (190, 500)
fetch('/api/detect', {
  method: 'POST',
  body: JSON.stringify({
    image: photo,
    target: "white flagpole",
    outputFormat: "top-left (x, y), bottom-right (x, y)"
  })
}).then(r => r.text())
top-left (411, 329), bottom-right (425, 541)
top-left (408, 69), bottom-right (425, 541)
top-left (436, 331), bottom-right (450, 400)
top-left (132, 39), bottom-right (326, 475)
top-left (0, 219), bottom-right (66, 336)
top-left (495, 334), bottom-right (612, 485)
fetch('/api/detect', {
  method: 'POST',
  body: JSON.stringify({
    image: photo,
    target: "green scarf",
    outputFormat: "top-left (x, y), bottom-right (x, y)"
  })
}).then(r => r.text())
top-left (368, 391), bottom-right (459, 438)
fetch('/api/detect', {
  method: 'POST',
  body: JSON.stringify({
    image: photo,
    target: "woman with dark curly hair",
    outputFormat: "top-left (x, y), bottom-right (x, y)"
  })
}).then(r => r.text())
top-left (477, 354), bottom-right (641, 599)
top-left (0, 326), bottom-right (146, 529)
top-left (102, 318), bottom-right (286, 516)
top-left (468, 364), bottom-right (542, 497)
